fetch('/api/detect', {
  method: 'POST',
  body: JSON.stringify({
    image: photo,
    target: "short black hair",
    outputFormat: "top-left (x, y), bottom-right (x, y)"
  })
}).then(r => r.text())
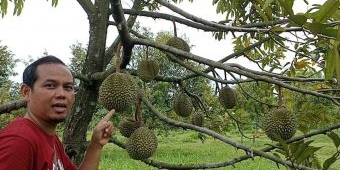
top-left (22, 55), bottom-right (66, 88)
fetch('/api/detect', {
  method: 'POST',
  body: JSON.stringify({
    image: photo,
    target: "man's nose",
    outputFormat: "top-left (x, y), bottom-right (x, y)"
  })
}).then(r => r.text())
top-left (55, 86), bottom-right (66, 98)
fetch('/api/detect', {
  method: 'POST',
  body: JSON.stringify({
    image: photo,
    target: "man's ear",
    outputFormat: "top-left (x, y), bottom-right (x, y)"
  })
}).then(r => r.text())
top-left (21, 84), bottom-right (31, 101)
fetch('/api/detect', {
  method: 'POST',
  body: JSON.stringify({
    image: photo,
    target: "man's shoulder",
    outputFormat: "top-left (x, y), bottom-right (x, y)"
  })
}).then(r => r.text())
top-left (0, 117), bottom-right (41, 141)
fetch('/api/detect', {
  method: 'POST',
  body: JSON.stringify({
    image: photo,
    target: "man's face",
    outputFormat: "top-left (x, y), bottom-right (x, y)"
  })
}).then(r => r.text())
top-left (23, 63), bottom-right (75, 124)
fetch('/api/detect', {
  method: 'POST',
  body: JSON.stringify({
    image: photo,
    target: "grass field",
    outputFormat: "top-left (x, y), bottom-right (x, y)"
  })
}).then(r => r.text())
top-left (98, 130), bottom-right (340, 170)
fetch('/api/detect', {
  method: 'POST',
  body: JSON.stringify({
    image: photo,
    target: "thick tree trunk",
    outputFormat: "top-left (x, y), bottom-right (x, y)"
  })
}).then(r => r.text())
top-left (62, 0), bottom-right (110, 165)
top-left (62, 84), bottom-right (99, 164)
top-left (62, 0), bottom-right (142, 165)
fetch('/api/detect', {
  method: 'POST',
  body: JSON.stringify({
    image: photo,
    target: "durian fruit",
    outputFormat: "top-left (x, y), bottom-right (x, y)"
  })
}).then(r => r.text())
top-left (191, 112), bottom-right (204, 127)
top-left (137, 59), bottom-right (160, 83)
top-left (172, 91), bottom-right (193, 117)
top-left (126, 127), bottom-right (158, 160)
top-left (98, 73), bottom-right (138, 112)
top-left (262, 108), bottom-right (298, 141)
top-left (218, 86), bottom-right (236, 109)
top-left (165, 37), bottom-right (190, 60)
top-left (118, 118), bottom-right (142, 138)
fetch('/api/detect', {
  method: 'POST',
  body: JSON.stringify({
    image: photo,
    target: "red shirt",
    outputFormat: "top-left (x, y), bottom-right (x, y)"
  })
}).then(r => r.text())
top-left (0, 117), bottom-right (78, 170)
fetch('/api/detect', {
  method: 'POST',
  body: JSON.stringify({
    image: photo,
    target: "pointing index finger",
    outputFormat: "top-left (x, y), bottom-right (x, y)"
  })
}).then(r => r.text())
top-left (102, 109), bottom-right (115, 122)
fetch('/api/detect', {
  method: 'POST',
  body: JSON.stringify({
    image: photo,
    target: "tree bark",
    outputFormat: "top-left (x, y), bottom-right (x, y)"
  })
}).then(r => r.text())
top-left (62, 0), bottom-right (110, 165)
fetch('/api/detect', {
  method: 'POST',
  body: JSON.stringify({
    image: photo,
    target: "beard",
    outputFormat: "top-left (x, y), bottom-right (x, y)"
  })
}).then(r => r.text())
top-left (53, 117), bottom-right (66, 123)
top-left (50, 113), bottom-right (68, 124)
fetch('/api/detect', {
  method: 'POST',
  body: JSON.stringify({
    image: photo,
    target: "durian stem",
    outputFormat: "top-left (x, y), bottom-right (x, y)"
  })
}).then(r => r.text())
top-left (172, 19), bottom-right (177, 37)
top-left (224, 71), bottom-right (228, 81)
top-left (180, 81), bottom-right (187, 92)
top-left (115, 42), bottom-right (122, 73)
top-left (278, 86), bottom-right (283, 108)
top-left (145, 46), bottom-right (149, 60)
top-left (135, 98), bottom-right (144, 127)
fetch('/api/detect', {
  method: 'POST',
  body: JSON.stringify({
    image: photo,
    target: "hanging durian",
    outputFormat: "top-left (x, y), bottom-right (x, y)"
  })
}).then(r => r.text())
top-left (191, 112), bottom-right (204, 127)
top-left (118, 118), bottom-right (142, 138)
top-left (137, 47), bottom-right (160, 82)
top-left (173, 90), bottom-right (193, 117)
top-left (263, 108), bottom-right (298, 141)
top-left (165, 20), bottom-right (190, 60)
top-left (126, 127), bottom-right (158, 160)
top-left (98, 44), bottom-right (138, 112)
top-left (262, 86), bottom-right (298, 141)
top-left (218, 85), bottom-right (236, 109)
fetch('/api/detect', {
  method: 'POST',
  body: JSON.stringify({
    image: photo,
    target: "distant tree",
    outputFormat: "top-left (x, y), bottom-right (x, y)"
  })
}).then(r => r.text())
top-left (0, 42), bottom-right (21, 128)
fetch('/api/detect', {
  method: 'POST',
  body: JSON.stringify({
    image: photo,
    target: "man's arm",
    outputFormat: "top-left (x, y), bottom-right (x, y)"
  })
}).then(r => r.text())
top-left (78, 109), bottom-right (115, 170)
top-left (0, 137), bottom-right (34, 170)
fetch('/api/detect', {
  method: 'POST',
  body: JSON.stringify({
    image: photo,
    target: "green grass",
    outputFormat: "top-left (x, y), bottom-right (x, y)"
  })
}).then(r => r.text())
top-left (98, 130), bottom-right (340, 170)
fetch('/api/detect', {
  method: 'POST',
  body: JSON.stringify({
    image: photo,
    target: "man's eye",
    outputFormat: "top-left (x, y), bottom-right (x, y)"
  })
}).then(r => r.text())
top-left (45, 84), bottom-right (55, 88)
top-left (65, 86), bottom-right (74, 91)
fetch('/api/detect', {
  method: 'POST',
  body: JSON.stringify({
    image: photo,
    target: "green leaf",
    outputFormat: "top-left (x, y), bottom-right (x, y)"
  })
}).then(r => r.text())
top-left (277, 0), bottom-right (294, 16)
top-left (323, 153), bottom-right (338, 170)
top-left (335, 47), bottom-right (340, 84)
top-left (274, 134), bottom-right (290, 155)
top-left (289, 140), bottom-right (304, 156)
top-left (327, 131), bottom-right (340, 148)
top-left (216, 0), bottom-right (227, 14)
top-left (314, 0), bottom-right (340, 23)
top-left (254, 4), bottom-right (268, 21)
top-left (298, 123), bottom-right (310, 134)
top-left (324, 47), bottom-right (336, 81)
top-left (1, 0), bottom-right (8, 17)
top-left (312, 154), bottom-right (323, 169)
top-left (292, 140), bottom-right (314, 161)
top-left (263, 0), bottom-right (274, 10)
top-left (305, 22), bottom-right (328, 35)
top-left (320, 28), bottom-right (338, 38)
top-left (296, 146), bottom-right (322, 164)
top-left (52, 0), bottom-right (59, 7)
top-left (213, 0), bottom-right (219, 5)
top-left (289, 14), bottom-right (307, 26)
top-left (13, 0), bottom-right (24, 16)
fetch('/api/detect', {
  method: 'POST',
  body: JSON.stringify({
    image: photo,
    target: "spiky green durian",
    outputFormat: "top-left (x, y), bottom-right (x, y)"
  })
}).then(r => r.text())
top-left (191, 112), bottom-right (204, 127)
top-left (218, 86), bottom-right (236, 109)
top-left (137, 59), bottom-right (160, 83)
top-left (98, 73), bottom-right (138, 112)
top-left (126, 127), bottom-right (158, 160)
top-left (173, 91), bottom-right (193, 117)
top-left (165, 37), bottom-right (190, 60)
top-left (118, 118), bottom-right (142, 138)
top-left (263, 108), bottom-right (298, 141)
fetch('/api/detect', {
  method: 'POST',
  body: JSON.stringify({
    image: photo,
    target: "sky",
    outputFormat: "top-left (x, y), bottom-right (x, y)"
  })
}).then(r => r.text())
top-left (0, 0), bottom-right (321, 83)
top-left (0, 0), bottom-right (236, 82)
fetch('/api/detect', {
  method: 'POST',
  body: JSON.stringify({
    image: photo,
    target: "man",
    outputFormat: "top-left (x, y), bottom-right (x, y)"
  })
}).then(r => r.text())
top-left (0, 55), bottom-right (115, 170)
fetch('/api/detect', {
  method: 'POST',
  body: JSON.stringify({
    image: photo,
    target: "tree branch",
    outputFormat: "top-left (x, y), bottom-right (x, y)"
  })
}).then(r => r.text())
top-left (122, 9), bottom-right (217, 31)
top-left (104, 0), bottom-right (143, 68)
top-left (0, 99), bottom-right (26, 115)
top-left (154, 0), bottom-right (303, 33)
top-left (184, 37), bottom-right (271, 80)
top-left (77, 0), bottom-right (95, 16)
top-left (139, 91), bottom-right (315, 170)
top-left (133, 37), bottom-right (340, 106)
top-left (109, 0), bottom-right (134, 69)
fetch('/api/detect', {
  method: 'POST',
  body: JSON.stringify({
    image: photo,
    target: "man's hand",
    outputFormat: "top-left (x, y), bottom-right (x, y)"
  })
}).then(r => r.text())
top-left (79, 110), bottom-right (116, 169)
top-left (91, 109), bottom-right (115, 148)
